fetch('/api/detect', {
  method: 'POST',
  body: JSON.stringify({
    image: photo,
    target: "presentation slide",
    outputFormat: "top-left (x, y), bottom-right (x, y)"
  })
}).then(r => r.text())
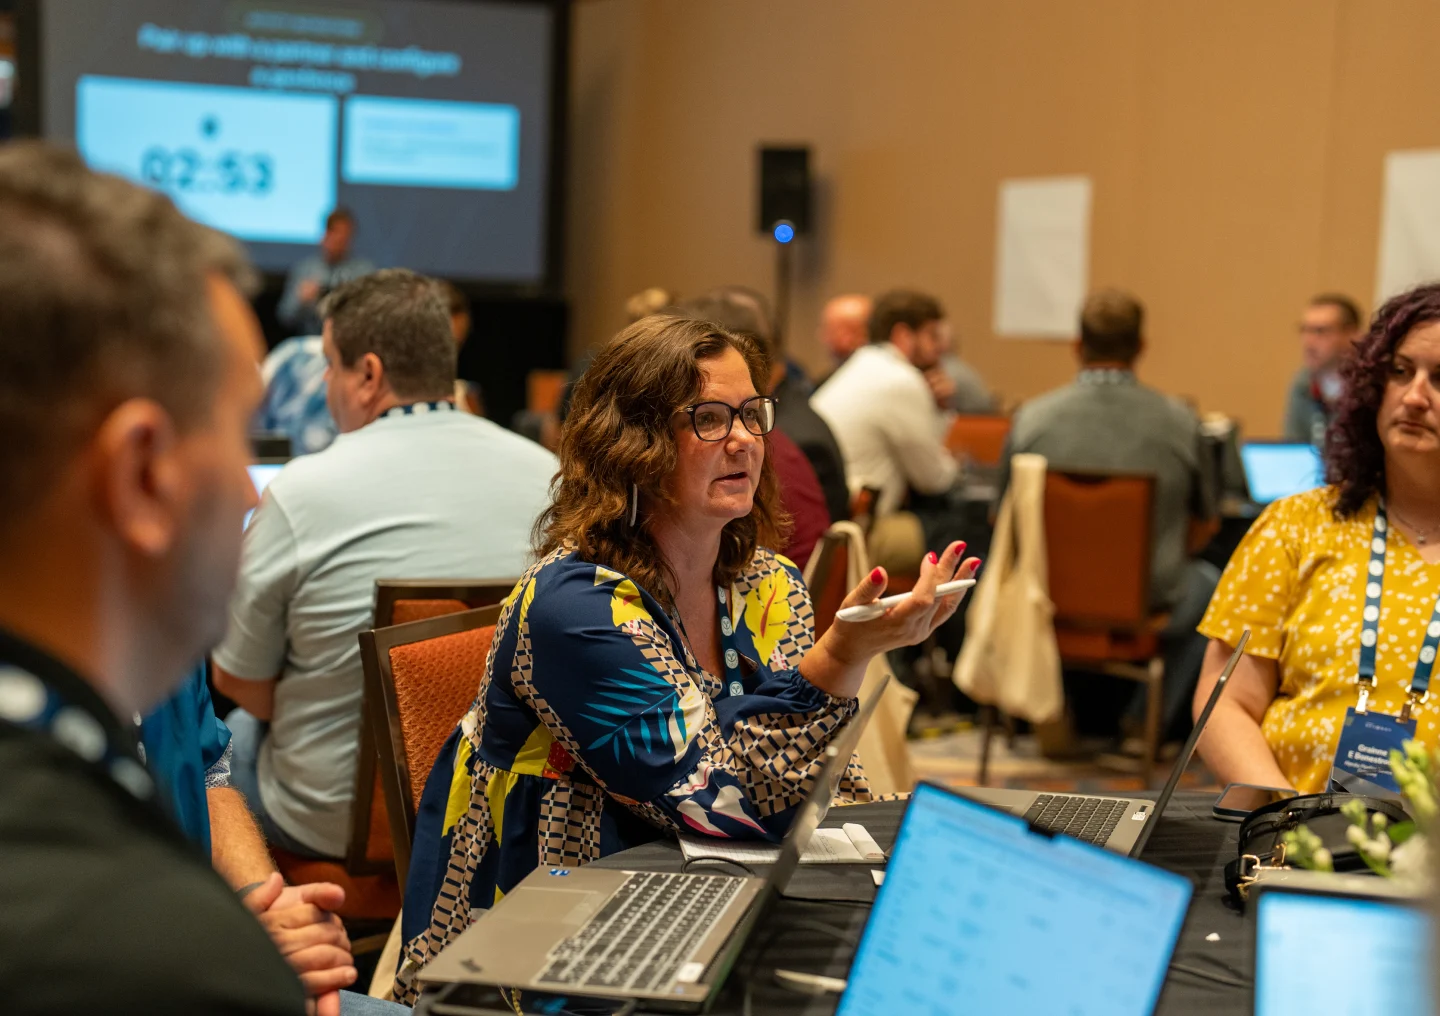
top-left (41, 0), bottom-right (555, 283)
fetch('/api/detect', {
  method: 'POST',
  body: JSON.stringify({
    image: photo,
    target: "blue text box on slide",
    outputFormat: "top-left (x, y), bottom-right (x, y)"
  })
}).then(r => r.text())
top-left (342, 96), bottom-right (520, 190)
top-left (76, 76), bottom-right (337, 244)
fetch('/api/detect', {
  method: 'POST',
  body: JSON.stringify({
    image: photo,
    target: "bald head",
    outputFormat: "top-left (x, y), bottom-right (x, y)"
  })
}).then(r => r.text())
top-left (820, 294), bottom-right (873, 364)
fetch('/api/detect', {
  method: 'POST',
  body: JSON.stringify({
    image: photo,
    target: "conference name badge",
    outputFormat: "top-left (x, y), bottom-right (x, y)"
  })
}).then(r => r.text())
top-left (1330, 707), bottom-right (1416, 796)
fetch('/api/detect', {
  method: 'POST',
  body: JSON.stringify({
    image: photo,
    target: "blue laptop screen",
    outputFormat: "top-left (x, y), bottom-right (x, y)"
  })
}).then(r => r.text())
top-left (1241, 443), bottom-right (1323, 504)
top-left (1255, 892), bottom-right (1432, 1016)
top-left (836, 785), bottom-right (1192, 1016)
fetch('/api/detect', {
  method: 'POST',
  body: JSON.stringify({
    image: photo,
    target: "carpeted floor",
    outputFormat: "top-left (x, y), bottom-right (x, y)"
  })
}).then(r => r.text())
top-left (908, 721), bottom-right (1220, 796)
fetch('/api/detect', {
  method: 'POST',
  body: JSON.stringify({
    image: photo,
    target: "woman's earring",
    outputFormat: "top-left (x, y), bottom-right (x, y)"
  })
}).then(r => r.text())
top-left (628, 483), bottom-right (639, 527)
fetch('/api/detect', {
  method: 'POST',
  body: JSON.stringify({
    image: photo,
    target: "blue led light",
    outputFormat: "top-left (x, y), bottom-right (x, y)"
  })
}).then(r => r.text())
top-left (773, 222), bottom-right (795, 243)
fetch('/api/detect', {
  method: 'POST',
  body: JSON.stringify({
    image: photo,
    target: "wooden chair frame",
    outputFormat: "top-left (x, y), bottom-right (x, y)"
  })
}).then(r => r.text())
top-left (342, 581), bottom-right (517, 877)
top-left (358, 604), bottom-right (503, 888)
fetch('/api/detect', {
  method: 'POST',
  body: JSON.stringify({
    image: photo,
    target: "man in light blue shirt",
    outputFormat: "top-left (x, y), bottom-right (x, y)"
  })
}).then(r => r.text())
top-left (276, 208), bottom-right (376, 337)
top-left (215, 269), bottom-right (557, 859)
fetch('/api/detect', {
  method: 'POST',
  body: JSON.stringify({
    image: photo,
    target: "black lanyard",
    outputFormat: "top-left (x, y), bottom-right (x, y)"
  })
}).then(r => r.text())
top-left (1356, 505), bottom-right (1440, 717)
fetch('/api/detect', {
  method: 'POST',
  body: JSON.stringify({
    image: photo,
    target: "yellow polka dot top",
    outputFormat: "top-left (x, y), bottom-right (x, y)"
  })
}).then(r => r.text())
top-left (1198, 486), bottom-right (1440, 793)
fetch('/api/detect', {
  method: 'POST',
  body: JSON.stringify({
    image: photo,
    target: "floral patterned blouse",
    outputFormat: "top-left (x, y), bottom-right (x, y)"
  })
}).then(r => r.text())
top-left (395, 545), bottom-right (867, 1001)
top-left (1198, 487), bottom-right (1440, 793)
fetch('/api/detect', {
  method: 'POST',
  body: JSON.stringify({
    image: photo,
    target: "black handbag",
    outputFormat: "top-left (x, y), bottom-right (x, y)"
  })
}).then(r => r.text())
top-left (1223, 792), bottom-right (1409, 904)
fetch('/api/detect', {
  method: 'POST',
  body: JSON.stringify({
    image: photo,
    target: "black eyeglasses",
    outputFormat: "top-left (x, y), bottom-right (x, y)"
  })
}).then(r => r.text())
top-left (681, 396), bottom-right (778, 442)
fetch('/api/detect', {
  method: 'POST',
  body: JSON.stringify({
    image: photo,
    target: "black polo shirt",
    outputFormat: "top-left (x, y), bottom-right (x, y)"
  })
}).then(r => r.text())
top-left (0, 628), bottom-right (305, 1015)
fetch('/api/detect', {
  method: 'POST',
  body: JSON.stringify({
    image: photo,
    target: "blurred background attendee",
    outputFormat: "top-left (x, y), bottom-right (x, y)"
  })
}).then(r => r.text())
top-left (998, 289), bottom-right (1218, 740)
top-left (256, 333), bottom-right (336, 455)
top-left (433, 278), bottom-right (484, 416)
top-left (934, 319), bottom-right (998, 414)
top-left (814, 289), bottom-right (960, 573)
top-left (1283, 293), bottom-right (1364, 447)
top-left (277, 207), bottom-right (376, 338)
top-left (818, 293), bottom-right (873, 377)
top-left (1196, 282), bottom-right (1440, 792)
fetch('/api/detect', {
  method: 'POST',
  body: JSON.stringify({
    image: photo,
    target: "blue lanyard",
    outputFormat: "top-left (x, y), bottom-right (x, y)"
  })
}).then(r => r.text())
top-left (716, 586), bottom-right (746, 698)
top-left (1356, 505), bottom-right (1440, 715)
top-left (673, 587), bottom-right (747, 699)
top-left (380, 400), bottom-right (455, 420)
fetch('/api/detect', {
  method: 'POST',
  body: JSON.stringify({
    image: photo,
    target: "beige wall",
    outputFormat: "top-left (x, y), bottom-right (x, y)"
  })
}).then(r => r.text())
top-left (564, 0), bottom-right (1440, 437)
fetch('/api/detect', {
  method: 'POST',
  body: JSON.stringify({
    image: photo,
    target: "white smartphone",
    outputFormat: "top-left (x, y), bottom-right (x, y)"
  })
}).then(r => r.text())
top-left (835, 578), bottom-right (977, 623)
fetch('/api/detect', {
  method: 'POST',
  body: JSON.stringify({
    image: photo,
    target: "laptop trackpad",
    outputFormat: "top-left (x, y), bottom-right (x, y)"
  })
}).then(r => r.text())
top-left (503, 887), bottom-right (599, 925)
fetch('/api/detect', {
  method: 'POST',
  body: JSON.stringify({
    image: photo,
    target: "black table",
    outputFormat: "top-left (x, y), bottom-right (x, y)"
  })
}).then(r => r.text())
top-left (416, 791), bottom-right (1252, 1015)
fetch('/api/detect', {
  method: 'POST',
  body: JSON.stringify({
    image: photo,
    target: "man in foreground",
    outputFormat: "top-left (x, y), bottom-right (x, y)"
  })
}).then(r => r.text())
top-left (0, 142), bottom-right (312, 1013)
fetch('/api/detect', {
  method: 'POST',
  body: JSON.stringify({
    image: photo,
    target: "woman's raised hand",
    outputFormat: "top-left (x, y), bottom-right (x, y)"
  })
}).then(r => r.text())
top-left (799, 541), bottom-right (980, 699)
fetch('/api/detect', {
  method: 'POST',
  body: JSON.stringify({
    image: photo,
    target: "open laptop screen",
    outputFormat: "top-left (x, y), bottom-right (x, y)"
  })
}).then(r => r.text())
top-left (836, 784), bottom-right (1192, 1016)
top-left (245, 462), bottom-right (285, 530)
top-left (1240, 443), bottom-right (1323, 504)
top-left (1255, 891), bottom-right (1431, 1015)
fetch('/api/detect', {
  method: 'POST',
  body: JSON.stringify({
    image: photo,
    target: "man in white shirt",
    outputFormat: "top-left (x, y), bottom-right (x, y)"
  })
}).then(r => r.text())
top-left (214, 269), bottom-right (557, 859)
top-left (815, 289), bottom-right (958, 495)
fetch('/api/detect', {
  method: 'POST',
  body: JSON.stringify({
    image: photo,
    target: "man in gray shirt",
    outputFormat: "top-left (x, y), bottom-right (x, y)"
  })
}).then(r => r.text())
top-left (997, 289), bottom-right (1218, 738)
top-left (215, 270), bottom-right (556, 859)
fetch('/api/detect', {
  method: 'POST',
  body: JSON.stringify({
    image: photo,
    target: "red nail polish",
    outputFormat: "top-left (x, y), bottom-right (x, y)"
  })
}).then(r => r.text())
top-left (927, 551), bottom-right (939, 565)
top-left (870, 567), bottom-right (884, 583)
top-left (955, 542), bottom-right (967, 554)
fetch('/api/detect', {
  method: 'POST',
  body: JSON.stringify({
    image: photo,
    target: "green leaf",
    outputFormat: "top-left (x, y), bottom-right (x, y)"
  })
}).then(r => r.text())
top-left (1387, 821), bottom-right (1419, 846)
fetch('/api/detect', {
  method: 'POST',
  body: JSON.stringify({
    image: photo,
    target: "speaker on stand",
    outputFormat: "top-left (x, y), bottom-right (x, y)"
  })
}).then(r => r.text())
top-left (757, 146), bottom-right (811, 351)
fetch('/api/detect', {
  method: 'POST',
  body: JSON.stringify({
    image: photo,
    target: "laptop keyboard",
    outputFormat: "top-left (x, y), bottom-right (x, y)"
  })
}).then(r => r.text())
top-left (1021, 795), bottom-right (1131, 845)
top-left (537, 871), bottom-right (744, 994)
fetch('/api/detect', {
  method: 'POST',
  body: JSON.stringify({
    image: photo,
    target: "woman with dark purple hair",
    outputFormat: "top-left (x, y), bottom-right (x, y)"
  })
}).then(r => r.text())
top-left (1191, 282), bottom-right (1440, 794)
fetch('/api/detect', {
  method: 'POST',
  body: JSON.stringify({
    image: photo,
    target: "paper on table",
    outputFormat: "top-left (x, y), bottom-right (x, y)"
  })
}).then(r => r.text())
top-left (1376, 150), bottom-right (1440, 305)
top-left (993, 175), bottom-right (1092, 339)
top-left (679, 825), bottom-right (885, 866)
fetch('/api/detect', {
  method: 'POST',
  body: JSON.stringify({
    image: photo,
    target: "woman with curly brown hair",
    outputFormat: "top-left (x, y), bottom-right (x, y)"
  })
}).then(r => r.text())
top-left (394, 315), bottom-right (977, 1000)
top-left (1194, 282), bottom-right (1440, 794)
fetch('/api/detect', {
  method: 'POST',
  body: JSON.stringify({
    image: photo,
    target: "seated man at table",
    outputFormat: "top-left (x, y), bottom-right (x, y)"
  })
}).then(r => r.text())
top-left (997, 289), bottom-right (1218, 739)
top-left (813, 289), bottom-right (960, 571)
top-left (214, 268), bottom-right (556, 861)
top-left (0, 140), bottom-right (308, 1013)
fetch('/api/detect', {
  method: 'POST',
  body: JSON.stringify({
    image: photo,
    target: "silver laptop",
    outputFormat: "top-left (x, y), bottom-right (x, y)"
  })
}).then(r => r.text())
top-left (962, 629), bottom-right (1249, 858)
top-left (419, 673), bottom-right (892, 1011)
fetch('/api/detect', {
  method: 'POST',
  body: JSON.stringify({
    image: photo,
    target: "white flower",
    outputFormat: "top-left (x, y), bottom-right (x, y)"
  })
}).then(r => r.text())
top-left (1390, 835), bottom-right (1432, 889)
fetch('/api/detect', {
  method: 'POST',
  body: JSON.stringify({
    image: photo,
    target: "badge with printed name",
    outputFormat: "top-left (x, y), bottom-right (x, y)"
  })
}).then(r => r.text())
top-left (1330, 707), bottom-right (1416, 795)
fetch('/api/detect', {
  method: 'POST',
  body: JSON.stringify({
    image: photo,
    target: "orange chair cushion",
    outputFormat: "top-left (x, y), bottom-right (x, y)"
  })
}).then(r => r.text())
top-left (1043, 473), bottom-right (1153, 626)
top-left (811, 542), bottom-right (850, 639)
top-left (1054, 626), bottom-right (1160, 664)
top-left (391, 598), bottom-right (471, 626)
top-left (945, 415), bottom-right (1011, 466)
top-left (388, 624), bottom-right (497, 811)
top-left (271, 850), bottom-right (401, 921)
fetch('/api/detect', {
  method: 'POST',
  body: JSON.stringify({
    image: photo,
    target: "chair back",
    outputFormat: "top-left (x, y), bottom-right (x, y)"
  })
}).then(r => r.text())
top-left (343, 579), bottom-right (518, 874)
top-left (946, 414), bottom-right (1011, 466)
top-left (372, 579), bottom-right (519, 629)
top-left (359, 604), bottom-right (504, 887)
top-left (849, 486), bottom-right (881, 538)
top-left (1042, 470), bottom-right (1155, 630)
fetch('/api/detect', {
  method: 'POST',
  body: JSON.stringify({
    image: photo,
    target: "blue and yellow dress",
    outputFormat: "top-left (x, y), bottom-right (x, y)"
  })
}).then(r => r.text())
top-left (396, 545), bottom-right (868, 1000)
